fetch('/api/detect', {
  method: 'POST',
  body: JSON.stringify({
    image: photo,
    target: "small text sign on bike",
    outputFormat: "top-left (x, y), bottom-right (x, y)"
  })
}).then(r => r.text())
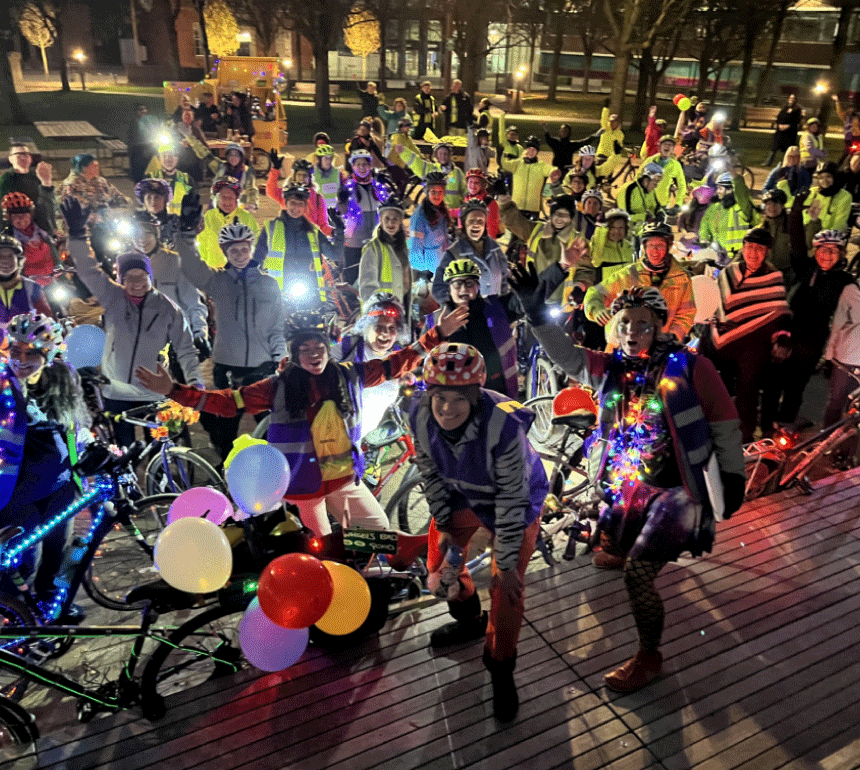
top-left (343, 528), bottom-right (399, 554)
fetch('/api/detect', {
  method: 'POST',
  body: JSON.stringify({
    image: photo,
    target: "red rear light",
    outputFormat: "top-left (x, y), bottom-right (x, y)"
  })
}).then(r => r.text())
top-left (309, 537), bottom-right (323, 553)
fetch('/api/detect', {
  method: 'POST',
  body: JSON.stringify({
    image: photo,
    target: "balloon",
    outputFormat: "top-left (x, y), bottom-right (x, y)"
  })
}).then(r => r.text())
top-left (678, 97), bottom-right (692, 112)
top-left (154, 517), bottom-right (232, 593)
top-left (223, 434), bottom-right (268, 472)
top-left (258, 553), bottom-right (334, 629)
top-left (64, 324), bottom-right (106, 369)
top-left (314, 561), bottom-right (372, 636)
top-left (225, 443), bottom-right (290, 514)
top-left (239, 598), bottom-right (309, 671)
top-left (167, 486), bottom-right (234, 526)
top-left (673, 93), bottom-right (685, 106)
top-left (692, 274), bottom-right (721, 323)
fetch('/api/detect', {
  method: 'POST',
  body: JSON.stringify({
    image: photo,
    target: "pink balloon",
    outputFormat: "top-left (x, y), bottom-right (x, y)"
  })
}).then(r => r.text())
top-left (167, 487), bottom-right (234, 526)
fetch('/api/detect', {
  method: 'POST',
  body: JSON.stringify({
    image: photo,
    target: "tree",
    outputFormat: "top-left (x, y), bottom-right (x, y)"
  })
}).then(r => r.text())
top-left (0, 2), bottom-right (29, 125)
top-left (816, 0), bottom-right (860, 126)
top-left (232, 0), bottom-right (290, 57)
top-left (135, 0), bottom-right (182, 81)
top-left (343, 3), bottom-right (380, 79)
top-left (692, 0), bottom-right (746, 101)
top-left (18, 0), bottom-right (71, 90)
top-left (568, 0), bottom-right (610, 94)
top-left (203, 0), bottom-right (238, 59)
top-left (18, 2), bottom-right (55, 76)
top-left (753, 0), bottom-right (792, 106)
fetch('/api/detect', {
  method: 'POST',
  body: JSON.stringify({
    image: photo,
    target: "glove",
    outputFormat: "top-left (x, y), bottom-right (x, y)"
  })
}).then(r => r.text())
top-left (60, 197), bottom-right (91, 240)
top-left (179, 188), bottom-right (202, 233)
top-left (489, 177), bottom-right (508, 197)
top-left (193, 335), bottom-right (211, 362)
top-left (337, 188), bottom-right (351, 205)
top-left (509, 260), bottom-right (566, 326)
top-left (721, 472), bottom-right (746, 519)
top-left (268, 148), bottom-right (283, 170)
top-left (327, 207), bottom-right (344, 232)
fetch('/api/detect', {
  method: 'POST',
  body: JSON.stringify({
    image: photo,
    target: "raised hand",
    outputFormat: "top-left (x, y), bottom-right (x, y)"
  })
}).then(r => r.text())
top-left (437, 304), bottom-right (469, 338)
top-left (36, 161), bottom-right (53, 186)
top-left (268, 148), bottom-right (283, 170)
top-left (134, 362), bottom-right (175, 395)
top-left (179, 188), bottom-right (203, 232)
top-left (59, 196), bottom-right (91, 239)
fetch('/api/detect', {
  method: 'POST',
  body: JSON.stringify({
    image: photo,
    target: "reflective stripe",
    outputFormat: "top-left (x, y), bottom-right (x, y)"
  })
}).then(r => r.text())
top-left (484, 406), bottom-right (509, 479)
top-left (233, 390), bottom-right (245, 410)
top-left (263, 220), bottom-right (325, 297)
top-left (673, 403), bottom-right (706, 429)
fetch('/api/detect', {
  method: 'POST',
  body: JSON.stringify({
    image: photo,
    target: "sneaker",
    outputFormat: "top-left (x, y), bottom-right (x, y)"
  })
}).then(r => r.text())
top-left (429, 611), bottom-right (488, 648)
top-left (604, 648), bottom-right (663, 692)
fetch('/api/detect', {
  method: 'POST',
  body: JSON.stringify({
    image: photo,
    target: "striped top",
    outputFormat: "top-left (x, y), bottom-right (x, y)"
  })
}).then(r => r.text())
top-left (712, 262), bottom-right (790, 348)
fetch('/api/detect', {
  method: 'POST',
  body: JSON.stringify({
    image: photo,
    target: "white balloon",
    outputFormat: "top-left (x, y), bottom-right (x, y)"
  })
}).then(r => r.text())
top-left (154, 517), bottom-right (232, 593)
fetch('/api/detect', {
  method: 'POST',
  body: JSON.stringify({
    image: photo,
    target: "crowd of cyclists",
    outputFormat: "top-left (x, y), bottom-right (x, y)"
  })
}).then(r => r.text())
top-left (0, 82), bottom-right (859, 722)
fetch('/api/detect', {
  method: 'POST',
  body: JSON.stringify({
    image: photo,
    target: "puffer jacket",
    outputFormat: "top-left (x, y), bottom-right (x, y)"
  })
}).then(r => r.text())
top-left (69, 238), bottom-right (202, 401)
top-left (175, 232), bottom-right (285, 368)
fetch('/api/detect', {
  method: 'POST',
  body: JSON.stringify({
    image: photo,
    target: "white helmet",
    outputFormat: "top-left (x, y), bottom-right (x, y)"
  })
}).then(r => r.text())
top-left (218, 221), bottom-right (255, 248)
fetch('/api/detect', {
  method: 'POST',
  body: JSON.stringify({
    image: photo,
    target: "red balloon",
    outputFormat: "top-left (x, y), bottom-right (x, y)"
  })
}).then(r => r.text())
top-left (673, 93), bottom-right (685, 106)
top-left (257, 553), bottom-right (334, 629)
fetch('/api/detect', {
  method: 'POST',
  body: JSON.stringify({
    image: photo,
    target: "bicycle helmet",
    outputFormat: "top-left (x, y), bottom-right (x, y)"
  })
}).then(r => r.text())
top-left (604, 208), bottom-right (631, 223)
top-left (707, 144), bottom-right (729, 157)
top-left (524, 136), bottom-right (541, 150)
top-left (424, 170), bottom-right (448, 188)
top-left (282, 184), bottom-right (310, 202)
top-left (550, 195), bottom-right (577, 216)
top-left (423, 343), bottom-right (487, 388)
top-left (579, 145), bottom-right (596, 157)
top-left (0, 233), bottom-right (23, 257)
top-left (432, 141), bottom-right (453, 155)
top-left (715, 172), bottom-right (734, 186)
top-left (581, 189), bottom-right (604, 205)
top-left (761, 188), bottom-right (788, 206)
top-left (134, 178), bottom-right (173, 204)
top-left (378, 196), bottom-right (406, 215)
top-left (314, 144), bottom-right (335, 157)
top-left (641, 163), bottom-right (665, 179)
top-left (743, 227), bottom-right (774, 249)
top-left (609, 286), bottom-right (669, 324)
top-left (658, 134), bottom-right (675, 145)
top-left (640, 220), bottom-right (674, 246)
top-left (459, 199), bottom-right (488, 221)
top-left (217, 220), bottom-right (255, 249)
top-left (292, 158), bottom-right (314, 176)
top-left (552, 386), bottom-right (598, 419)
top-left (349, 149), bottom-right (373, 164)
top-left (476, 128), bottom-right (490, 139)
top-left (211, 177), bottom-right (242, 197)
top-left (812, 229), bottom-right (849, 250)
top-left (7, 313), bottom-right (64, 359)
top-left (224, 143), bottom-right (245, 158)
top-left (285, 311), bottom-right (329, 359)
top-left (465, 168), bottom-right (488, 183)
top-left (443, 258), bottom-right (482, 283)
top-left (1, 192), bottom-right (34, 217)
top-left (354, 292), bottom-right (408, 341)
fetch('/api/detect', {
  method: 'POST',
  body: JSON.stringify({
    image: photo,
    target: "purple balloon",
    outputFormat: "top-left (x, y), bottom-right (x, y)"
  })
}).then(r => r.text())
top-left (167, 487), bottom-right (234, 526)
top-left (239, 598), bottom-right (309, 672)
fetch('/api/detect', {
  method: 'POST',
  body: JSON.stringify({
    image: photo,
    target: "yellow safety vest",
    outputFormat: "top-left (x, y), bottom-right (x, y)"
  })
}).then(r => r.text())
top-left (263, 219), bottom-right (326, 300)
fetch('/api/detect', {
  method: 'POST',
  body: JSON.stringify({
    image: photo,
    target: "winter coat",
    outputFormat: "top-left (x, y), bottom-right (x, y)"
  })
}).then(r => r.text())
top-left (358, 226), bottom-right (413, 328)
top-left (432, 234), bottom-right (510, 304)
top-left (266, 167), bottom-right (332, 236)
top-left (69, 238), bottom-right (201, 401)
top-left (408, 204), bottom-right (450, 274)
top-left (826, 282), bottom-right (860, 366)
top-left (501, 156), bottom-right (554, 213)
top-left (175, 231), bottom-right (285, 368)
top-left (214, 161), bottom-right (259, 210)
top-left (802, 187), bottom-right (852, 231)
top-left (148, 244), bottom-right (208, 337)
top-left (441, 90), bottom-right (474, 132)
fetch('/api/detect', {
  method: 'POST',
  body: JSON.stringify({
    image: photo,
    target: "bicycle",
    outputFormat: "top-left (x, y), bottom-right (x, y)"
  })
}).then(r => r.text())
top-left (743, 362), bottom-right (860, 500)
top-left (106, 402), bottom-right (225, 496)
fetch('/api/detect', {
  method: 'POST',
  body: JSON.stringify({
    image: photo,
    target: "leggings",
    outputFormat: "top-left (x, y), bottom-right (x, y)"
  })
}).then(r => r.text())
top-left (287, 479), bottom-right (389, 537)
top-left (428, 511), bottom-right (540, 661)
top-left (623, 558), bottom-right (668, 652)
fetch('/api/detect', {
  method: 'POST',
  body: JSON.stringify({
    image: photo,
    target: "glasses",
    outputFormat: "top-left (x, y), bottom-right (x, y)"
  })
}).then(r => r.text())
top-left (450, 279), bottom-right (478, 290)
top-left (617, 320), bottom-right (655, 336)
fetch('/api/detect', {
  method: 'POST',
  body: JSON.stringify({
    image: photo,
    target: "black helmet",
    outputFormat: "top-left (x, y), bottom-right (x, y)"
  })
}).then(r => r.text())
top-left (291, 158), bottom-right (314, 175)
top-left (378, 196), bottom-right (406, 215)
top-left (424, 171), bottom-right (448, 188)
top-left (761, 188), bottom-right (788, 206)
top-left (640, 220), bottom-right (674, 244)
top-left (0, 233), bottom-right (24, 257)
top-left (282, 184), bottom-right (310, 201)
top-left (743, 227), bottom-right (774, 249)
top-left (524, 135), bottom-right (541, 150)
top-left (285, 311), bottom-right (329, 359)
top-left (460, 199), bottom-right (489, 220)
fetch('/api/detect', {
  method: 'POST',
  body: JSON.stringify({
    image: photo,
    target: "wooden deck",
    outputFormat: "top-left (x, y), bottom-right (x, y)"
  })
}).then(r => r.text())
top-left (8, 467), bottom-right (860, 770)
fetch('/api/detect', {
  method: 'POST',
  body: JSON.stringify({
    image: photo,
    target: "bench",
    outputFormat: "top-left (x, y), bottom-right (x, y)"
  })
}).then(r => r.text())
top-left (742, 106), bottom-right (781, 129)
top-left (291, 83), bottom-right (341, 102)
top-left (95, 137), bottom-right (129, 176)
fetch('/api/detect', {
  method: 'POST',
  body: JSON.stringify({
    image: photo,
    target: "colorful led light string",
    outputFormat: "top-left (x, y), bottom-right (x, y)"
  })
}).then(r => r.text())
top-left (341, 175), bottom-right (392, 239)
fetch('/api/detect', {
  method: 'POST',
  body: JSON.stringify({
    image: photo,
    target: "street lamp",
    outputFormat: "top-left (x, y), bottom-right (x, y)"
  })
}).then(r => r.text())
top-left (73, 49), bottom-right (86, 90)
top-left (813, 81), bottom-right (828, 95)
top-left (512, 65), bottom-right (527, 112)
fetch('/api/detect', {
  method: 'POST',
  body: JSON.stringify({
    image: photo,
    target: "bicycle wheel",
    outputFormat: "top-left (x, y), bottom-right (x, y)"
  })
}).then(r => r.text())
top-left (744, 456), bottom-right (781, 501)
top-left (384, 472), bottom-right (431, 535)
top-left (144, 447), bottom-right (226, 496)
top-left (527, 353), bottom-right (559, 402)
top-left (523, 394), bottom-right (555, 449)
top-left (140, 603), bottom-right (248, 721)
top-left (0, 594), bottom-right (37, 703)
top-left (0, 695), bottom-right (38, 751)
top-left (82, 494), bottom-right (176, 611)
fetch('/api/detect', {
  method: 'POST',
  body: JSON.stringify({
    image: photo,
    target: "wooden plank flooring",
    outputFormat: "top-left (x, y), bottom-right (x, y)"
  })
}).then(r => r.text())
top-left (5, 468), bottom-right (860, 770)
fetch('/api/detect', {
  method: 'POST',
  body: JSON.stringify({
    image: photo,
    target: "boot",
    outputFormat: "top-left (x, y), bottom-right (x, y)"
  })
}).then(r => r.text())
top-left (429, 591), bottom-right (488, 648)
top-left (604, 648), bottom-right (663, 692)
top-left (592, 533), bottom-right (626, 570)
top-left (483, 649), bottom-right (519, 722)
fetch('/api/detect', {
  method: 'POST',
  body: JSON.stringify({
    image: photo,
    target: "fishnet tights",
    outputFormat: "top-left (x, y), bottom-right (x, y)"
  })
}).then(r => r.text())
top-left (623, 559), bottom-right (668, 652)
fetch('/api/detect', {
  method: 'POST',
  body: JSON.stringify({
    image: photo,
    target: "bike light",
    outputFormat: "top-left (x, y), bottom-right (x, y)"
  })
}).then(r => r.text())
top-left (108, 239), bottom-right (123, 252)
top-left (712, 159), bottom-right (724, 171)
top-left (549, 307), bottom-right (562, 319)
top-left (288, 282), bottom-right (308, 299)
top-left (49, 284), bottom-right (69, 302)
top-left (309, 536), bottom-right (323, 553)
top-left (116, 220), bottom-right (132, 236)
top-left (681, 204), bottom-right (689, 212)
top-left (772, 428), bottom-right (796, 449)
top-left (714, 111), bottom-right (726, 123)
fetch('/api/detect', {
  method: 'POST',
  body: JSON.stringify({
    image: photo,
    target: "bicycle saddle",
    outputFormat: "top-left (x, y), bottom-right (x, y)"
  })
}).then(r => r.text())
top-left (551, 413), bottom-right (597, 430)
top-left (125, 579), bottom-right (201, 612)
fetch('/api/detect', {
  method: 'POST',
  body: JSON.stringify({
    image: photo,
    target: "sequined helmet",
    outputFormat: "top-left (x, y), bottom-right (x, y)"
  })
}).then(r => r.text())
top-left (7, 313), bottom-right (64, 359)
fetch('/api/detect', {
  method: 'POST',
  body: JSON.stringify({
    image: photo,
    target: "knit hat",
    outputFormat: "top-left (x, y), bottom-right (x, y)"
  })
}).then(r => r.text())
top-left (742, 227), bottom-right (773, 249)
top-left (116, 251), bottom-right (153, 279)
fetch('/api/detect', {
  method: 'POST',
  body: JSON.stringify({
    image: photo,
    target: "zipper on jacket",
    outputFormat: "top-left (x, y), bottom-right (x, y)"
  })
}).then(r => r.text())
top-left (243, 273), bottom-right (250, 367)
top-left (145, 313), bottom-right (161, 332)
top-left (127, 293), bottom-right (147, 383)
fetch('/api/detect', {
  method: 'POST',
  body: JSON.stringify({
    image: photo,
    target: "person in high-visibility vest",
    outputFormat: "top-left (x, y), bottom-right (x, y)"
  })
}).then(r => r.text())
top-left (699, 170), bottom-right (756, 258)
top-left (197, 178), bottom-right (259, 268)
top-left (312, 144), bottom-right (346, 211)
top-left (254, 184), bottom-right (344, 301)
